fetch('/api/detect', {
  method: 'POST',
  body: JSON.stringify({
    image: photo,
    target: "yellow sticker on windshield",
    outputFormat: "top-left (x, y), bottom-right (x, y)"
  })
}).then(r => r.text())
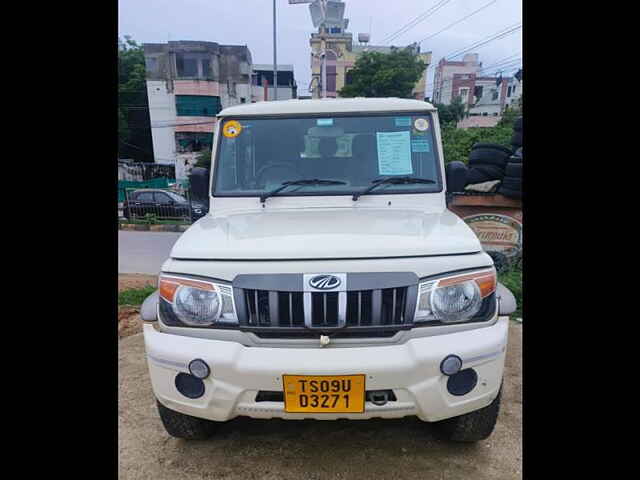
top-left (414, 118), bottom-right (429, 131)
top-left (223, 120), bottom-right (242, 138)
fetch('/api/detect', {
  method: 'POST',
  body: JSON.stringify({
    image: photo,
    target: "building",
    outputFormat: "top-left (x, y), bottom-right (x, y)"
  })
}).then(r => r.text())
top-left (504, 69), bottom-right (523, 110)
top-left (143, 40), bottom-right (253, 183)
top-left (433, 53), bottom-right (520, 118)
top-left (432, 53), bottom-right (482, 105)
top-left (251, 64), bottom-right (297, 101)
top-left (308, 12), bottom-right (431, 99)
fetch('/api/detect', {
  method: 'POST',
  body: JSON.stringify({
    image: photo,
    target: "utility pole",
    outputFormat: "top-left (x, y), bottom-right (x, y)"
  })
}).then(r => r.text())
top-left (273, 0), bottom-right (278, 100)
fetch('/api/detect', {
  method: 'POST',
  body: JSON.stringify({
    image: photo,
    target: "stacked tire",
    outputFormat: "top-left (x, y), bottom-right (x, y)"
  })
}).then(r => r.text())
top-left (466, 143), bottom-right (513, 185)
top-left (511, 116), bottom-right (523, 150)
top-left (498, 147), bottom-right (522, 199)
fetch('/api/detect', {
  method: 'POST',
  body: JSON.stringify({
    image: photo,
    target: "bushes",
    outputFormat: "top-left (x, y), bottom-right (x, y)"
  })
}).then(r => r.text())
top-left (441, 124), bottom-right (513, 165)
top-left (498, 266), bottom-right (522, 319)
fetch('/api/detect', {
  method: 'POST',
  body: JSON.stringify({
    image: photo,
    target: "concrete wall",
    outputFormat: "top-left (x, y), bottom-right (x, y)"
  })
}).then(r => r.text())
top-left (146, 80), bottom-right (176, 163)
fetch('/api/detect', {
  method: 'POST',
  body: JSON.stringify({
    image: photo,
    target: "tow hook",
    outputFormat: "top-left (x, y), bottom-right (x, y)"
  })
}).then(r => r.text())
top-left (369, 390), bottom-right (390, 406)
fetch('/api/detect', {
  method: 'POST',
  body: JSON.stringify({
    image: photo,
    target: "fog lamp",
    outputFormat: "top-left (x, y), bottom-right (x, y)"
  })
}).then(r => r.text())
top-left (440, 354), bottom-right (463, 376)
top-left (188, 359), bottom-right (210, 379)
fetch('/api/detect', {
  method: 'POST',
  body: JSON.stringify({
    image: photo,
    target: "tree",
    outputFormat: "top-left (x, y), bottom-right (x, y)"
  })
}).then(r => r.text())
top-left (434, 96), bottom-right (467, 127)
top-left (118, 36), bottom-right (153, 161)
top-left (339, 48), bottom-right (426, 98)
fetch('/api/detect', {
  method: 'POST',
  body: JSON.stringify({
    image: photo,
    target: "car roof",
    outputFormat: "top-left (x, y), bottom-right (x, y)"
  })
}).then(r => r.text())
top-left (218, 97), bottom-right (436, 117)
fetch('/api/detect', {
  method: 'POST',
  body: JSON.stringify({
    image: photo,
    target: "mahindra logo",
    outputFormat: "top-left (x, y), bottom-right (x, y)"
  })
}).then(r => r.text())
top-left (309, 275), bottom-right (341, 290)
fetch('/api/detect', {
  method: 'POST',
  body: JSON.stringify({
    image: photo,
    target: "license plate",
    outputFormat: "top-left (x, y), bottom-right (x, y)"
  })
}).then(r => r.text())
top-left (282, 374), bottom-right (366, 413)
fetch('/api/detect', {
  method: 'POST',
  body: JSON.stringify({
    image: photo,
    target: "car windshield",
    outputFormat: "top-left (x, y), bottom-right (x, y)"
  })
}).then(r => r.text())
top-left (165, 191), bottom-right (187, 203)
top-left (212, 112), bottom-right (442, 197)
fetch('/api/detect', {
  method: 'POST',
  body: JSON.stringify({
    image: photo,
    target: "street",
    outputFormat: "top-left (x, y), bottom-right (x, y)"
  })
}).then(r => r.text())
top-left (118, 231), bottom-right (182, 275)
top-left (118, 322), bottom-right (522, 480)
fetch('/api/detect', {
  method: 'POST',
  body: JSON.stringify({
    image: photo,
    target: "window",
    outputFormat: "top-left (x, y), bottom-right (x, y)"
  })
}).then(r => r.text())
top-left (327, 65), bottom-right (337, 93)
top-left (176, 132), bottom-right (214, 152)
top-left (507, 86), bottom-right (512, 97)
top-left (214, 113), bottom-right (442, 197)
top-left (145, 57), bottom-right (158, 73)
top-left (176, 56), bottom-right (198, 77)
top-left (491, 89), bottom-right (499, 101)
top-left (175, 95), bottom-right (221, 117)
top-left (201, 59), bottom-right (210, 78)
top-left (154, 192), bottom-right (172, 204)
top-left (135, 192), bottom-right (154, 203)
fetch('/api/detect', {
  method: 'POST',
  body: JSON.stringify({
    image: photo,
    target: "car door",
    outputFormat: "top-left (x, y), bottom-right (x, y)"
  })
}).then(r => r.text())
top-left (153, 192), bottom-right (174, 218)
top-left (133, 191), bottom-right (155, 218)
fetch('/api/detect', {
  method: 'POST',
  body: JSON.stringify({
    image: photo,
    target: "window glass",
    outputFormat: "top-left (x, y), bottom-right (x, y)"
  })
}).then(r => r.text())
top-left (154, 193), bottom-right (172, 204)
top-left (175, 95), bottom-right (221, 117)
top-left (214, 113), bottom-right (442, 197)
top-left (136, 192), bottom-right (154, 202)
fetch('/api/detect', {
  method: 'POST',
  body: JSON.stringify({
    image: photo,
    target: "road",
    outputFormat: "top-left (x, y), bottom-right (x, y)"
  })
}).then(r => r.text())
top-left (118, 323), bottom-right (522, 480)
top-left (118, 231), bottom-right (182, 274)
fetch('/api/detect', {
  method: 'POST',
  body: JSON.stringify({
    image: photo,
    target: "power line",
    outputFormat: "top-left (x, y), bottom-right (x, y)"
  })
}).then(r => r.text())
top-left (444, 22), bottom-right (522, 60)
top-left (381, 0), bottom-right (455, 45)
top-left (417, 0), bottom-right (498, 44)
top-left (426, 54), bottom-right (522, 96)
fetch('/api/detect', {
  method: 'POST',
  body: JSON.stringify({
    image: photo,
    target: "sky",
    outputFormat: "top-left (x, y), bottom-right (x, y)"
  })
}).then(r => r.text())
top-left (118, 0), bottom-right (522, 98)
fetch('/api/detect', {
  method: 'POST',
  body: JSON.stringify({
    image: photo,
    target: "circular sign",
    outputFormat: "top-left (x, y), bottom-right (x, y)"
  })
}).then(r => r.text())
top-left (414, 118), bottom-right (429, 131)
top-left (464, 214), bottom-right (522, 257)
top-left (223, 120), bottom-right (242, 138)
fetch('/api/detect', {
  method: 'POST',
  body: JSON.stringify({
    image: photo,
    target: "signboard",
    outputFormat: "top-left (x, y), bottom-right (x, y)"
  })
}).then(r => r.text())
top-left (464, 214), bottom-right (522, 258)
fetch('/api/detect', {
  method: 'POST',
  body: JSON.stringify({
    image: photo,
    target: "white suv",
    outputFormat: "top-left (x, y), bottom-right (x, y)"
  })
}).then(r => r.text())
top-left (140, 98), bottom-right (516, 442)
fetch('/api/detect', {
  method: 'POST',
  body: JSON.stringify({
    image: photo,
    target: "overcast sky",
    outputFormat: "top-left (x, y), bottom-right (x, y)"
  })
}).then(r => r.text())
top-left (118, 0), bottom-right (522, 98)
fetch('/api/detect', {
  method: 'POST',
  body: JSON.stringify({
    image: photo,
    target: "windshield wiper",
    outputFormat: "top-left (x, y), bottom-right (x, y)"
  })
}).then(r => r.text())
top-left (260, 179), bottom-right (347, 203)
top-left (352, 176), bottom-right (436, 201)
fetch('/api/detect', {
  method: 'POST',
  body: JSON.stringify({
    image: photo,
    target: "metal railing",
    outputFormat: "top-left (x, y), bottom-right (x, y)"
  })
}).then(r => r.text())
top-left (119, 187), bottom-right (199, 225)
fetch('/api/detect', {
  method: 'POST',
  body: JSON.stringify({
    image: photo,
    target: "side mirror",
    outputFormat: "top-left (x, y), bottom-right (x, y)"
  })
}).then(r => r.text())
top-left (188, 167), bottom-right (210, 201)
top-left (445, 161), bottom-right (468, 194)
top-left (496, 282), bottom-right (517, 316)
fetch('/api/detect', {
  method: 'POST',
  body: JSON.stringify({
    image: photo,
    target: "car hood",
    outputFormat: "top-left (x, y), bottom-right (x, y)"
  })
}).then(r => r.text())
top-left (170, 207), bottom-right (481, 260)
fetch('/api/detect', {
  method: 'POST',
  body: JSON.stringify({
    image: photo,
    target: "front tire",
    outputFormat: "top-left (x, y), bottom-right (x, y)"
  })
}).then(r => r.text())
top-left (156, 400), bottom-right (218, 440)
top-left (433, 387), bottom-right (502, 442)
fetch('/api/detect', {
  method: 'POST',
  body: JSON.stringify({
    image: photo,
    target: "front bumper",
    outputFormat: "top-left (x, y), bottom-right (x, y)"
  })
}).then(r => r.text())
top-left (144, 316), bottom-right (508, 422)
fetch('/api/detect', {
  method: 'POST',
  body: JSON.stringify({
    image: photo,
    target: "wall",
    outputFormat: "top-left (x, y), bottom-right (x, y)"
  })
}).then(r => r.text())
top-left (146, 80), bottom-right (176, 163)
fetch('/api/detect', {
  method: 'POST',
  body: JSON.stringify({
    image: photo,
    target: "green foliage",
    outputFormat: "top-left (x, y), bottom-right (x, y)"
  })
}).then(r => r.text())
top-left (118, 36), bottom-right (147, 154)
top-left (498, 266), bottom-right (523, 319)
top-left (497, 104), bottom-right (522, 128)
top-left (118, 285), bottom-right (157, 306)
top-left (339, 48), bottom-right (426, 98)
top-left (143, 213), bottom-right (158, 225)
top-left (441, 124), bottom-right (513, 164)
top-left (434, 96), bottom-right (467, 127)
top-left (195, 149), bottom-right (212, 169)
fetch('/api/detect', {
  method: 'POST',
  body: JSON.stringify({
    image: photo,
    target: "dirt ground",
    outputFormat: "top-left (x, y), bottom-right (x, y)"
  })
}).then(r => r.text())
top-left (118, 274), bottom-right (157, 339)
top-left (118, 322), bottom-right (522, 480)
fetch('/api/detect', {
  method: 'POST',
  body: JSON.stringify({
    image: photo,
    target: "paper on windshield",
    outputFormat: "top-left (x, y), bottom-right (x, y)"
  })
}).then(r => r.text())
top-left (376, 131), bottom-right (413, 175)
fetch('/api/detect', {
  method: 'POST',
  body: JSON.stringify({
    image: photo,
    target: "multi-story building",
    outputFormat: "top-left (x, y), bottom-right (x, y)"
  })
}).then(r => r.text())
top-left (251, 64), bottom-right (297, 101)
top-left (432, 53), bottom-right (482, 105)
top-left (143, 41), bottom-right (253, 183)
top-left (504, 69), bottom-right (523, 110)
top-left (308, 25), bottom-right (431, 99)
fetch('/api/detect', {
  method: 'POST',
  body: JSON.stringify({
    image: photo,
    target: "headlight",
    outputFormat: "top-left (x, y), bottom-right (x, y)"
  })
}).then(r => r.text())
top-left (159, 275), bottom-right (238, 327)
top-left (414, 269), bottom-right (496, 324)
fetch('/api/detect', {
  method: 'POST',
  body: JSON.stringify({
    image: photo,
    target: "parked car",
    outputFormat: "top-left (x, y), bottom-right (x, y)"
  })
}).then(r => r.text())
top-left (123, 189), bottom-right (208, 221)
top-left (139, 98), bottom-right (517, 443)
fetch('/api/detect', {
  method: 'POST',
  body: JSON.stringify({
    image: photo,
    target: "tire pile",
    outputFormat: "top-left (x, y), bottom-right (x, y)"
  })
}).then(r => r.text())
top-left (497, 117), bottom-right (523, 199)
top-left (446, 116), bottom-right (522, 199)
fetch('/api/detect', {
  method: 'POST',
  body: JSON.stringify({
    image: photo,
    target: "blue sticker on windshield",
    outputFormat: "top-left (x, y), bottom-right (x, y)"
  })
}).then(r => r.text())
top-left (317, 118), bottom-right (334, 126)
top-left (377, 131), bottom-right (413, 175)
top-left (394, 117), bottom-right (411, 127)
top-left (411, 138), bottom-right (430, 153)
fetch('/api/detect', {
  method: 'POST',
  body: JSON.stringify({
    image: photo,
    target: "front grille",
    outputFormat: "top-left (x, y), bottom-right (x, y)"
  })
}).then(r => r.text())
top-left (241, 287), bottom-right (409, 329)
